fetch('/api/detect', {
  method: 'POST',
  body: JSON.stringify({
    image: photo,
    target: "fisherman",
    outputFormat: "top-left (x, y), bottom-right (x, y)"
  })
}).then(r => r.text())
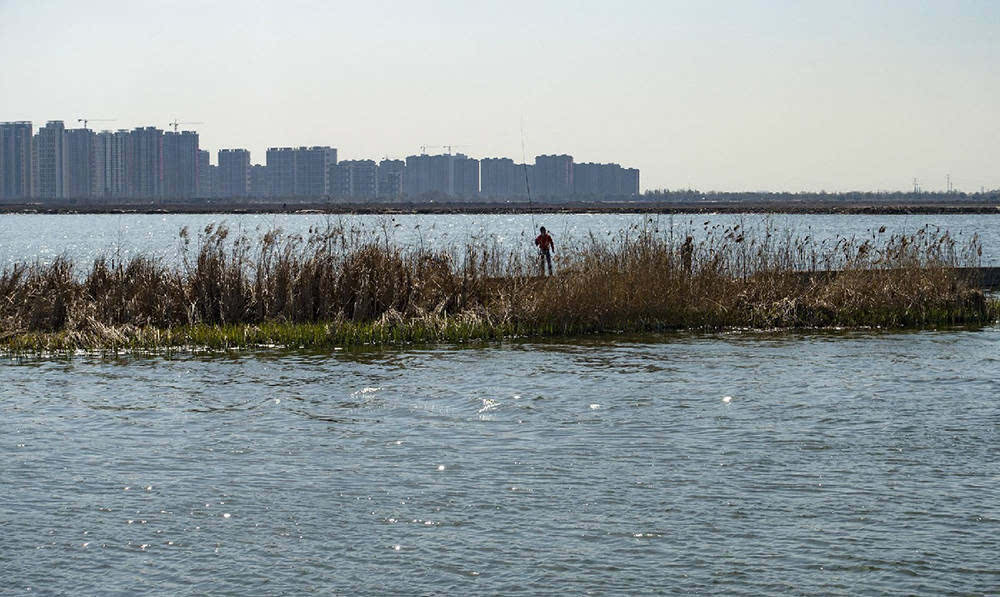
top-left (534, 226), bottom-right (554, 276)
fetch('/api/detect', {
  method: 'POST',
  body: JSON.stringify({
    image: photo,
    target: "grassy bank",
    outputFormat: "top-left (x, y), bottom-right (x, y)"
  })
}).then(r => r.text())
top-left (1, 222), bottom-right (996, 352)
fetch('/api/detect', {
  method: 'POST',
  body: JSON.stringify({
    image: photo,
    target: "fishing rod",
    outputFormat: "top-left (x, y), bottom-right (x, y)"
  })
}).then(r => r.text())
top-left (520, 118), bottom-right (536, 234)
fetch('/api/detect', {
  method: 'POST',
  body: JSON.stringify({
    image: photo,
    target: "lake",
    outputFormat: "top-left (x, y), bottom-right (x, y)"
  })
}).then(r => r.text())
top-left (2, 213), bottom-right (999, 594)
top-left (2, 212), bottom-right (998, 267)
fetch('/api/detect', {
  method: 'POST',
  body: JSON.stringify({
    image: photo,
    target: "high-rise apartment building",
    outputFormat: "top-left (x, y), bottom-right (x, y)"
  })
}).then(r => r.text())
top-left (295, 146), bottom-right (336, 197)
top-left (0, 121), bottom-right (33, 199)
top-left (266, 147), bottom-right (296, 197)
top-left (218, 149), bottom-right (250, 197)
top-left (573, 162), bottom-right (640, 197)
top-left (480, 157), bottom-right (515, 198)
top-left (622, 168), bottom-right (639, 196)
top-left (480, 157), bottom-right (533, 198)
top-left (127, 126), bottom-right (164, 198)
top-left (376, 159), bottom-right (405, 200)
top-left (403, 153), bottom-right (477, 197)
top-left (2, 117), bottom-right (640, 203)
top-left (92, 131), bottom-right (107, 197)
top-left (207, 164), bottom-right (220, 198)
top-left (35, 121), bottom-right (69, 199)
top-left (452, 155), bottom-right (479, 198)
top-left (196, 150), bottom-right (212, 198)
top-left (249, 164), bottom-right (270, 198)
top-left (533, 154), bottom-right (574, 198)
top-left (65, 127), bottom-right (95, 198)
top-left (108, 130), bottom-right (130, 197)
top-left (91, 130), bottom-right (128, 198)
top-left (266, 146), bottom-right (336, 197)
top-left (163, 131), bottom-right (199, 198)
top-left (330, 162), bottom-right (353, 198)
top-left (331, 159), bottom-right (377, 198)
top-left (404, 154), bottom-right (443, 197)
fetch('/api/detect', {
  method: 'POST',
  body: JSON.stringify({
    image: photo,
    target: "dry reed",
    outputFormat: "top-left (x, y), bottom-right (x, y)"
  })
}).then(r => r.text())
top-left (0, 221), bottom-right (995, 351)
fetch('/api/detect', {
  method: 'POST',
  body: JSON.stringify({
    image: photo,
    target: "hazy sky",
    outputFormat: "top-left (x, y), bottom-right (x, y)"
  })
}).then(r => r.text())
top-left (1, 0), bottom-right (997, 192)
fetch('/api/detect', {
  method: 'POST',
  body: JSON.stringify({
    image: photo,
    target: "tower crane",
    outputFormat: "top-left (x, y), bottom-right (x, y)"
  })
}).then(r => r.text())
top-left (420, 144), bottom-right (467, 155)
top-left (77, 118), bottom-right (116, 130)
top-left (168, 120), bottom-right (204, 132)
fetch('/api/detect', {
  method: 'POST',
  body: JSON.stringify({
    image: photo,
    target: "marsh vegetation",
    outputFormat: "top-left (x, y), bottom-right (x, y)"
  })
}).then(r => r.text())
top-left (1, 221), bottom-right (994, 351)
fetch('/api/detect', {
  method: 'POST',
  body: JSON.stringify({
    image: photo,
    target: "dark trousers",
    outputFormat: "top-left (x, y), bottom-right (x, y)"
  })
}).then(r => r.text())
top-left (539, 249), bottom-right (553, 275)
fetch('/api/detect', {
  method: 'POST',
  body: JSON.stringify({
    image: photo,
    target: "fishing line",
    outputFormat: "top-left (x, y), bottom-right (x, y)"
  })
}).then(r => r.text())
top-left (520, 117), bottom-right (535, 234)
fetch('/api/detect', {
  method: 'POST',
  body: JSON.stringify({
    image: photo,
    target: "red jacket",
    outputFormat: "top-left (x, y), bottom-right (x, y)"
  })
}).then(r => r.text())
top-left (535, 232), bottom-right (554, 252)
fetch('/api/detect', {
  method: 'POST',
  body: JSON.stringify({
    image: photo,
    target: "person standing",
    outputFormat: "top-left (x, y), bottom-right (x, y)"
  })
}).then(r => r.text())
top-left (535, 226), bottom-right (555, 276)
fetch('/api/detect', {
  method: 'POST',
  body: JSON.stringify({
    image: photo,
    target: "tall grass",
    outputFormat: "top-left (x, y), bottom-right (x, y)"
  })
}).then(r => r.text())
top-left (0, 221), bottom-right (994, 351)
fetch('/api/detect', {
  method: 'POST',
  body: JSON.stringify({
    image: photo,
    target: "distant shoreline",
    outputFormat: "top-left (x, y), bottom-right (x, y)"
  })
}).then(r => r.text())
top-left (1, 199), bottom-right (999, 216)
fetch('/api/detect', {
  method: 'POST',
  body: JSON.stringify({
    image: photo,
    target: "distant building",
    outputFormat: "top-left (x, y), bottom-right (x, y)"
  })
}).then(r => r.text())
top-left (622, 168), bottom-right (639, 196)
top-left (207, 164), bottom-right (220, 198)
top-left (533, 154), bottom-right (573, 198)
top-left (249, 164), bottom-right (270, 198)
top-left (294, 146), bottom-right (336, 197)
top-left (65, 127), bottom-right (95, 198)
top-left (92, 130), bottom-right (125, 198)
top-left (404, 153), bottom-right (445, 197)
top-left (480, 157), bottom-right (534, 198)
top-left (266, 147), bottom-right (296, 197)
top-left (0, 121), bottom-right (33, 199)
top-left (93, 130), bottom-right (130, 198)
top-left (92, 131), bottom-right (107, 197)
top-left (35, 121), bottom-right (69, 199)
top-left (196, 150), bottom-right (211, 198)
top-left (330, 162), bottom-right (351, 198)
top-left (403, 153), bottom-right (477, 198)
top-left (573, 162), bottom-right (641, 197)
top-left (163, 130), bottom-right (199, 199)
top-left (331, 159), bottom-right (377, 199)
top-left (376, 159), bottom-right (405, 200)
top-left (2, 117), bottom-right (640, 202)
top-left (452, 155), bottom-right (479, 198)
top-left (127, 126), bottom-right (164, 199)
top-left (218, 149), bottom-right (250, 197)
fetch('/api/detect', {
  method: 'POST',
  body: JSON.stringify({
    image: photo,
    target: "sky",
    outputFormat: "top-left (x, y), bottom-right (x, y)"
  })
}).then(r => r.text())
top-left (1, 0), bottom-right (997, 193)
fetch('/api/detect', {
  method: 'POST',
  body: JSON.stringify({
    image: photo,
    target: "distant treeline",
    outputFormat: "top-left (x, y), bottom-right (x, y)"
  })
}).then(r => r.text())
top-left (2, 189), bottom-right (1000, 215)
top-left (640, 189), bottom-right (1000, 204)
top-left (3, 189), bottom-right (999, 206)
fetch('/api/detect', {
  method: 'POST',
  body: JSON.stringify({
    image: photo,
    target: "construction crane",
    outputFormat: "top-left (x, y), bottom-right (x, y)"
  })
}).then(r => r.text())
top-left (420, 144), bottom-right (467, 155)
top-left (77, 118), bottom-right (116, 130)
top-left (168, 120), bottom-right (204, 132)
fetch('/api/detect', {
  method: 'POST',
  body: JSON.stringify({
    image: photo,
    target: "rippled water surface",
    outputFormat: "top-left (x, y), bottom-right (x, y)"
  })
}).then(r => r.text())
top-left (2, 212), bottom-right (998, 267)
top-left (4, 329), bottom-right (1000, 595)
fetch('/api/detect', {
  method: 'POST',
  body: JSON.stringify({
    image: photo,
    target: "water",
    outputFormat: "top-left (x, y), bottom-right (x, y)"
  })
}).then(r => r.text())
top-left (3, 330), bottom-right (1000, 594)
top-left (3, 213), bottom-right (1000, 594)
top-left (1, 212), bottom-right (998, 267)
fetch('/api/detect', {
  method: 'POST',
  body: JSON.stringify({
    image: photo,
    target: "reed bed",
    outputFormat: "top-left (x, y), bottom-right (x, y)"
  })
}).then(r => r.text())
top-left (1, 221), bottom-right (995, 351)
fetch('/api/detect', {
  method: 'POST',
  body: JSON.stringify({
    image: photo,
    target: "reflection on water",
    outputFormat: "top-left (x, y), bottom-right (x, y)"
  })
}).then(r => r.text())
top-left (3, 328), bottom-right (1000, 593)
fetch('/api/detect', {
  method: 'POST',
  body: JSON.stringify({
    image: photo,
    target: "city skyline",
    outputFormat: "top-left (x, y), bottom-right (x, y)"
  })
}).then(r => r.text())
top-left (2, 1), bottom-right (998, 193)
top-left (0, 119), bottom-right (639, 201)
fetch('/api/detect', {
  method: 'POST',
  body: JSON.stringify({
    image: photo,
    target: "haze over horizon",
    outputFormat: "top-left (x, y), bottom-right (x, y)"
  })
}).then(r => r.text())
top-left (2, 0), bottom-right (997, 194)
